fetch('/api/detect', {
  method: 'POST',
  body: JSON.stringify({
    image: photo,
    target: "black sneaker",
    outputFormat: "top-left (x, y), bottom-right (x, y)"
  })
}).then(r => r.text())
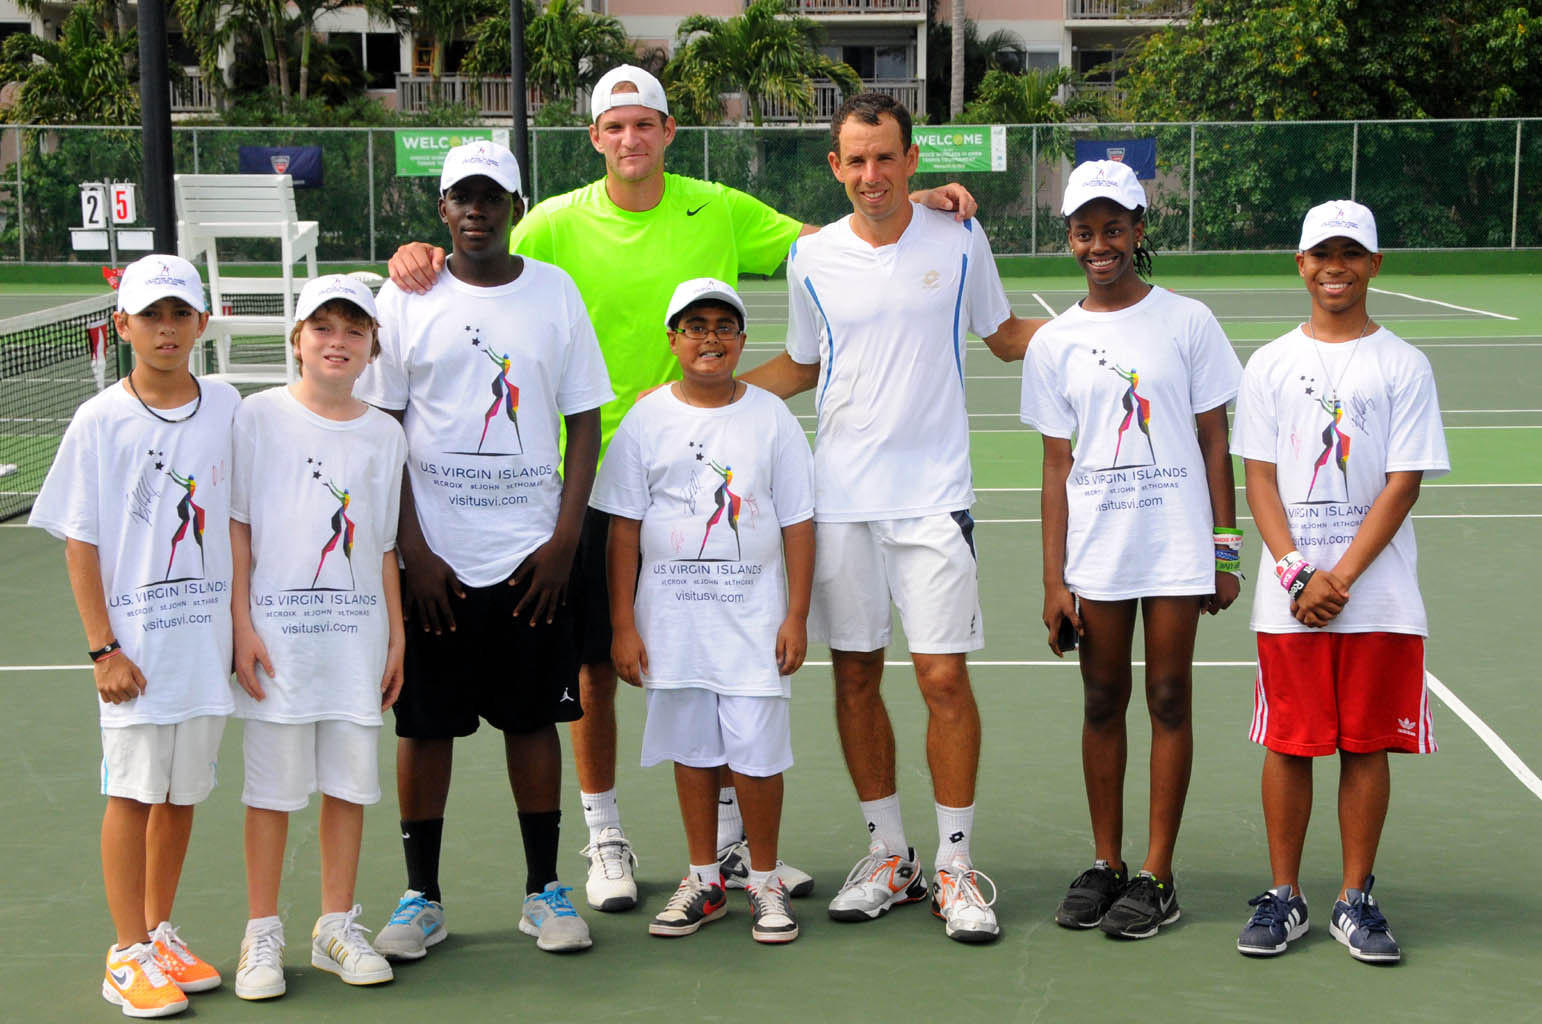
top-left (1054, 860), bottom-right (1127, 929)
top-left (1100, 871), bottom-right (1179, 939)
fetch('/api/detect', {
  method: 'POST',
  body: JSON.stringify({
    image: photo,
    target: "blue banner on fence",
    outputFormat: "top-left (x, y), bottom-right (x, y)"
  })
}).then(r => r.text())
top-left (238, 146), bottom-right (324, 188)
top-left (1074, 138), bottom-right (1157, 180)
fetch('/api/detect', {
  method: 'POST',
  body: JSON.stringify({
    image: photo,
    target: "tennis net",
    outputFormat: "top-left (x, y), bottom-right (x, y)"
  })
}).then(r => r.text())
top-left (0, 293), bottom-right (121, 521)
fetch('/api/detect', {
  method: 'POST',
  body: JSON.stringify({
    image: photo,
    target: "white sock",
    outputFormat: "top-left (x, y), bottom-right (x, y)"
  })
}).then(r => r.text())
top-left (715, 786), bottom-right (743, 852)
top-left (859, 793), bottom-right (907, 856)
top-left (934, 802), bottom-right (974, 871)
top-left (245, 915), bottom-right (282, 935)
top-left (581, 788), bottom-right (621, 840)
top-left (746, 866), bottom-right (779, 893)
top-left (690, 862), bottom-right (722, 888)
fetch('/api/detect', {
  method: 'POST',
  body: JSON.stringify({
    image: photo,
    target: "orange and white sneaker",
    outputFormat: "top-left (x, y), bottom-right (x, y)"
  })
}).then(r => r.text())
top-left (150, 921), bottom-right (222, 993)
top-left (103, 941), bottom-right (188, 1018)
top-left (930, 863), bottom-right (1001, 944)
top-left (827, 846), bottom-right (928, 922)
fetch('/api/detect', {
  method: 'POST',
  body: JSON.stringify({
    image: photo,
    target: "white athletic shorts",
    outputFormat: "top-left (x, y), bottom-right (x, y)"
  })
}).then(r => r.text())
top-left (241, 719), bottom-right (381, 811)
top-left (640, 688), bottom-right (793, 777)
top-left (100, 715), bottom-right (225, 805)
top-left (808, 512), bottom-right (984, 654)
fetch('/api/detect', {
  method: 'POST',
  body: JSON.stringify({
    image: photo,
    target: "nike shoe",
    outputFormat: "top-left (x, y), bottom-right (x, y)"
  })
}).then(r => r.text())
top-left (234, 918), bottom-right (286, 1000)
top-left (374, 890), bottom-right (446, 960)
top-left (930, 864), bottom-right (1001, 944)
top-left (311, 906), bottom-right (393, 986)
top-left (649, 876), bottom-right (729, 937)
top-left (580, 826), bottom-right (639, 912)
top-left (1237, 885), bottom-right (1309, 956)
top-left (719, 839), bottom-right (815, 898)
top-left (148, 921), bottom-right (221, 993)
top-left (1329, 876), bottom-right (1401, 964)
top-left (746, 880), bottom-right (799, 944)
top-left (1054, 860), bottom-right (1127, 929)
top-left (519, 882), bottom-right (593, 952)
top-left (827, 847), bottom-right (928, 922)
top-left (102, 941), bottom-right (188, 1018)
top-left (1101, 871), bottom-right (1180, 939)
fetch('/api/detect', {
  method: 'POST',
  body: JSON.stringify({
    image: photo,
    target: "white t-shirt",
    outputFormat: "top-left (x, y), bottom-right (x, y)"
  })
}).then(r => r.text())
top-left (355, 259), bottom-right (614, 586)
top-left (1231, 325), bottom-right (1449, 635)
top-left (230, 387), bottom-right (407, 724)
top-left (1020, 286), bottom-right (1243, 599)
top-left (785, 206), bottom-right (1012, 522)
top-left (590, 385), bottom-right (814, 697)
top-left (30, 380), bottom-right (240, 727)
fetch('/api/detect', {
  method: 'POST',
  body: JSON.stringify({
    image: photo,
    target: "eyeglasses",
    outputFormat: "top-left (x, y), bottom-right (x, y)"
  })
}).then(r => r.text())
top-left (671, 324), bottom-right (742, 341)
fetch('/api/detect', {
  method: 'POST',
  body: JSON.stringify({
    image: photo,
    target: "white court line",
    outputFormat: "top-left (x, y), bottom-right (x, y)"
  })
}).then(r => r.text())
top-left (1427, 672), bottom-right (1542, 800)
top-left (962, 425), bottom-right (1542, 432)
top-left (1031, 293), bottom-right (1058, 317)
top-left (1368, 286), bottom-right (1518, 321)
top-left (975, 483), bottom-right (1542, 493)
top-left (968, 514), bottom-right (1542, 524)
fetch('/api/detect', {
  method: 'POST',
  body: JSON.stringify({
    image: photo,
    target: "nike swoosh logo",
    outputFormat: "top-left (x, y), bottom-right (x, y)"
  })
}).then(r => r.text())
top-left (718, 799), bottom-right (734, 805)
top-left (401, 832), bottom-right (411, 839)
top-left (422, 920), bottom-right (441, 936)
top-left (109, 966), bottom-right (133, 987)
top-left (686, 203), bottom-right (709, 216)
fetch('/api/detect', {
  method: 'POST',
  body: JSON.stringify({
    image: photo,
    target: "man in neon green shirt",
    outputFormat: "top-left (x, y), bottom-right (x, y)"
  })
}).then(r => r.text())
top-left (388, 64), bottom-right (984, 916)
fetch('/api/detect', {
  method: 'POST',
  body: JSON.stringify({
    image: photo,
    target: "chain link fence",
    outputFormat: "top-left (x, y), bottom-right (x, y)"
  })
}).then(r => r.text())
top-left (3, 119), bottom-right (1540, 263)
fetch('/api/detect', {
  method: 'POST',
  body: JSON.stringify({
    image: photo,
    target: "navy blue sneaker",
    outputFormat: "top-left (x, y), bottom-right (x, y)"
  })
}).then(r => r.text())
top-left (1329, 876), bottom-right (1400, 964)
top-left (1237, 884), bottom-right (1309, 956)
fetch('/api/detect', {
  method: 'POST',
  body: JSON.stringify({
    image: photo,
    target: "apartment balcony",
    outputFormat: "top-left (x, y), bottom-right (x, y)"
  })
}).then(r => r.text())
top-left (170, 68), bottom-right (215, 114)
top-left (774, 0), bottom-right (923, 16)
top-left (1066, 0), bottom-right (1189, 23)
top-left (395, 74), bottom-right (578, 118)
top-left (759, 77), bottom-right (922, 123)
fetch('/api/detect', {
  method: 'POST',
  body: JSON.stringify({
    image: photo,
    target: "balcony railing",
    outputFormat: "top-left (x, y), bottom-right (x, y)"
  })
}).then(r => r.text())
top-left (1067, 0), bottom-right (1190, 19)
top-left (170, 68), bottom-right (215, 113)
top-left (395, 74), bottom-right (581, 118)
top-left (759, 77), bottom-right (922, 123)
top-left (777, 0), bottom-right (923, 13)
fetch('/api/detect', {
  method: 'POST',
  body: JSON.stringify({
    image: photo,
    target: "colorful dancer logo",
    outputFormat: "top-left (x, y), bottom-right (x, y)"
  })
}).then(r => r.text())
top-left (1304, 389), bottom-right (1351, 502)
top-left (309, 458), bottom-right (357, 590)
top-left (467, 325), bottom-right (522, 455)
top-left (697, 459), bottom-right (742, 561)
top-left (163, 466), bottom-right (206, 581)
top-left (1093, 349), bottom-right (1155, 469)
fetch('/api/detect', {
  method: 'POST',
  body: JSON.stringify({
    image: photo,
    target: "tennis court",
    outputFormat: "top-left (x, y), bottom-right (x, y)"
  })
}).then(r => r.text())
top-left (3, 265), bottom-right (1540, 1021)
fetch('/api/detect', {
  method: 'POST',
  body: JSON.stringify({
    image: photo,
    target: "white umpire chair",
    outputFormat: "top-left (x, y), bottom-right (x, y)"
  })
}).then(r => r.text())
top-left (174, 173), bottom-right (318, 384)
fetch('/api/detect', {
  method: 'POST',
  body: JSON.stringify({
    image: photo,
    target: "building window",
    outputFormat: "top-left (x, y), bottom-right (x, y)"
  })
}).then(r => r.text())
top-left (365, 32), bottom-right (400, 88)
top-left (824, 44), bottom-right (911, 80)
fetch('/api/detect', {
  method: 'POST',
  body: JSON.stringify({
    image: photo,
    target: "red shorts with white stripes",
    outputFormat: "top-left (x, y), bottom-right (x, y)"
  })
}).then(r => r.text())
top-left (1251, 631), bottom-right (1435, 756)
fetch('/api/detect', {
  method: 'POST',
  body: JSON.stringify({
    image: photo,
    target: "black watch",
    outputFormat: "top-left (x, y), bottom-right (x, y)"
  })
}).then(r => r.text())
top-left (89, 639), bottom-right (121, 662)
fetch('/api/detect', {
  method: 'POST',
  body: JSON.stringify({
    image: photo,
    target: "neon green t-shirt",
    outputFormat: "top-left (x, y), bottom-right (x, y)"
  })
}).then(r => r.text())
top-left (511, 172), bottom-right (802, 459)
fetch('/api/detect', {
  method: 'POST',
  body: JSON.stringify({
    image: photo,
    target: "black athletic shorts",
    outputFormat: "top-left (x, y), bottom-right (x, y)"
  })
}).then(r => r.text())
top-left (569, 506), bottom-right (614, 667)
top-left (394, 570), bottom-right (582, 739)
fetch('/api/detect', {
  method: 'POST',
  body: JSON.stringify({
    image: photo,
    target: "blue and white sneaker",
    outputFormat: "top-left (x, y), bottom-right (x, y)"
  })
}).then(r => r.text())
top-left (1329, 876), bottom-right (1401, 964)
top-left (519, 882), bottom-right (593, 952)
top-left (1237, 884), bottom-right (1309, 956)
top-left (374, 890), bottom-right (446, 960)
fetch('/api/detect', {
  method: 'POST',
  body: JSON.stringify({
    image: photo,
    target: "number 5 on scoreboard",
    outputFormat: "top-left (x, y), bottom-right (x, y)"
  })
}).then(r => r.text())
top-left (110, 183), bottom-right (137, 225)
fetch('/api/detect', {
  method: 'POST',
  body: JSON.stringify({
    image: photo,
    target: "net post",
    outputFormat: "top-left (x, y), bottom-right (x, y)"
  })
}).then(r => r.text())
top-left (1512, 119), bottom-right (1522, 249)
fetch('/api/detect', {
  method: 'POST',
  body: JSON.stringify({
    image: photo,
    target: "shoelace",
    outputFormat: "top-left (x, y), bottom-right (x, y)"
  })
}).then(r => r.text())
top-left (580, 833), bottom-right (638, 881)
top-left (335, 905), bottom-right (379, 958)
top-left (749, 882), bottom-right (792, 920)
top-left (1070, 864), bottom-right (1119, 891)
top-left (388, 893), bottom-right (430, 925)
top-left (531, 885), bottom-right (579, 918)
top-left (1122, 874), bottom-right (1165, 907)
top-left (243, 924), bottom-right (285, 966)
top-left (840, 850), bottom-right (894, 889)
top-left (941, 867), bottom-right (999, 911)
top-left (661, 877), bottom-right (710, 915)
top-left (123, 942), bottom-right (174, 988)
top-left (149, 921), bottom-right (196, 965)
top-left (1246, 890), bottom-right (1291, 928)
top-left (1345, 893), bottom-right (1391, 935)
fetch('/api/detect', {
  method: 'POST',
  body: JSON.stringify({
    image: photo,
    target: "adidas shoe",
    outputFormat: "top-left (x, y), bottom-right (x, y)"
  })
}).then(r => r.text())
top-left (930, 864), bottom-right (1001, 944)
top-left (1054, 860), bottom-right (1127, 929)
top-left (148, 921), bottom-right (221, 994)
top-left (311, 906), bottom-right (393, 985)
top-left (719, 840), bottom-right (816, 898)
top-left (747, 880), bottom-right (799, 944)
top-left (1237, 885), bottom-right (1309, 956)
top-left (102, 941), bottom-right (188, 1018)
top-left (580, 827), bottom-right (639, 912)
top-left (650, 875), bottom-right (729, 937)
top-left (519, 882), bottom-right (593, 952)
top-left (1329, 877), bottom-right (1401, 964)
top-left (827, 847), bottom-right (928, 922)
top-left (1101, 871), bottom-right (1180, 939)
top-left (374, 890), bottom-right (446, 960)
top-left (234, 918), bottom-right (286, 1000)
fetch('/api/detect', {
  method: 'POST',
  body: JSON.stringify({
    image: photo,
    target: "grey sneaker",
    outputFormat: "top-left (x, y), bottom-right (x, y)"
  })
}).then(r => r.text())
top-left (519, 882), bottom-right (593, 952)
top-left (827, 847), bottom-right (927, 922)
top-left (747, 880), bottom-right (799, 943)
top-left (374, 889), bottom-right (446, 960)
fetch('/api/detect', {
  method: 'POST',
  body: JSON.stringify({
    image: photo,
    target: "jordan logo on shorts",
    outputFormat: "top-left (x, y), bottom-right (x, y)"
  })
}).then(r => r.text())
top-left (560, 688), bottom-right (575, 702)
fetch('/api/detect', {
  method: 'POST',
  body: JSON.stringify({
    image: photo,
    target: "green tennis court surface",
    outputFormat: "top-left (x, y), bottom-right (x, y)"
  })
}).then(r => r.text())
top-left (3, 267), bottom-right (1540, 1021)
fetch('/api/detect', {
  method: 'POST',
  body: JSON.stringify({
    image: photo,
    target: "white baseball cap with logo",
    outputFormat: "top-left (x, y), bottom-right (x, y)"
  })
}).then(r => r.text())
top-left (440, 140), bottom-right (522, 196)
top-left (591, 64), bottom-right (670, 123)
top-left (116, 254), bottom-right (207, 314)
top-left (1061, 159), bottom-right (1148, 217)
top-left (666, 277), bottom-right (746, 331)
top-left (1298, 200), bottom-right (1378, 253)
top-left (295, 274), bottom-right (379, 325)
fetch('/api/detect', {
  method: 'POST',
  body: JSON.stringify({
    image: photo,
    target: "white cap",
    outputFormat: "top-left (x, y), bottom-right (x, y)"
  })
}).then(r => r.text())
top-left (295, 274), bottom-right (379, 325)
top-left (1061, 159), bottom-right (1147, 217)
top-left (591, 64), bottom-right (670, 122)
top-left (1298, 200), bottom-right (1378, 253)
top-left (116, 254), bottom-right (206, 314)
top-left (666, 277), bottom-right (746, 330)
top-left (439, 140), bottom-right (522, 196)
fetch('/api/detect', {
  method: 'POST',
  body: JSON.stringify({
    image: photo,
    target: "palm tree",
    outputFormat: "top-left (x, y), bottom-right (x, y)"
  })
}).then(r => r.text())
top-left (173, 0), bottom-right (290, 101)
top-left (460, 0), bottom-right (632, 114)
top-left (292, 0), bottom-right (397, 101)
top-left (961, 67), bottom-right (1106, 123)
top-left (949, 0), bottom-right (965, 120)
top-left (0, 6), bottom-right (139, 124)
top-left (665, 0), bottom-right (862, 126)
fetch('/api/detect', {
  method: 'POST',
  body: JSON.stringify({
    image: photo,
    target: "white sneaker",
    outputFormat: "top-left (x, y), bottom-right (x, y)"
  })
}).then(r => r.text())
top-left (718, 840), bottom-right (816, 898)
top-left (374, 890), bottom-right (446, 960)
top-left (931, 863), bottom-right (1001, 943)
top-left (747, 881), bottom-right (800, 944)
top-left (234, 919), bottom-right (286, 1001)
top-left (519, 882), bottom-right (593, 952)
top-left (311, 906), bottom-right (394, 985)
top-left (827, 847), bottom-right (928, 922)
top-left (579, 827), bottom-right (638, 912)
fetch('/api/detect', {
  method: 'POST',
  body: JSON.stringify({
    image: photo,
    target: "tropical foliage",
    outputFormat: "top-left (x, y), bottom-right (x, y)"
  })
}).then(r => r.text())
top-left (459, 0), bottom-right (633, 123)
top-left (0, 6), bottom-right (139, 124)
top-left (960, 67), bottom-right (1105, 125)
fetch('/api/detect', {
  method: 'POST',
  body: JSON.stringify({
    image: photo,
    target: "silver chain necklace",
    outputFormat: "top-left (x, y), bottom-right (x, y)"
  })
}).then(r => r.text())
top-left (1304, 316), bottom-right (1371, 403)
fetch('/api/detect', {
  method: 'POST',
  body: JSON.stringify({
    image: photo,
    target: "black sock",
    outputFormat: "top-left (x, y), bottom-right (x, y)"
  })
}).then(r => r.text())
top-left (517, 810), bottom-right (561, 896)
top-left (401, 817), bottom-right (444, 903)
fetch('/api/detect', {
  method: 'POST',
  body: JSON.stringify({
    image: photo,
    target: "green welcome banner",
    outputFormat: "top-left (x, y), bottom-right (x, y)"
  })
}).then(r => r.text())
top-left (394, 129), bottom-right (509, 177)
top-left (915, 126), bottom-right (1007, 173)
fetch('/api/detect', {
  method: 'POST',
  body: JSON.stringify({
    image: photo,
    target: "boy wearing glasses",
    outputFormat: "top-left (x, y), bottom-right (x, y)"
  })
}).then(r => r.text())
top-left (590, 279), bottom-right (815, 943)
